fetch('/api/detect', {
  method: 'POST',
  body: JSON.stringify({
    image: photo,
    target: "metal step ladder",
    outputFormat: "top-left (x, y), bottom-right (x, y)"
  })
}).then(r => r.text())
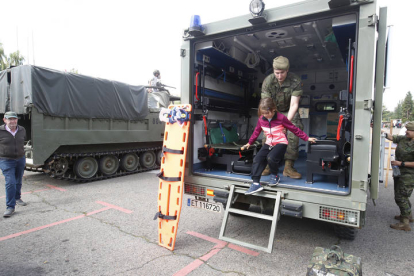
top-left (219, 184), bottom-right (281, 253)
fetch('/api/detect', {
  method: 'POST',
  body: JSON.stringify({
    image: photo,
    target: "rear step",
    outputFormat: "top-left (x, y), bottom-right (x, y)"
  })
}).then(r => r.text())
top-left (219, 184), bottom-right (281, 253)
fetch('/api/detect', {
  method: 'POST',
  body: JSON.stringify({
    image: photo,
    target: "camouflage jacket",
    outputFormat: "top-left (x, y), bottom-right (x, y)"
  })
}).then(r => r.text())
top-left (392, 135), bottom-right (414, 174)
top-left (307, 246), bottom-right (362, 276)
top-left (261, 72), bottom-right (303, 112)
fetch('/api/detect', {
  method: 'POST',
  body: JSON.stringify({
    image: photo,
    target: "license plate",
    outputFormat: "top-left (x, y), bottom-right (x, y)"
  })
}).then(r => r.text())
top-left (187, 198), bottom-right (222, 213)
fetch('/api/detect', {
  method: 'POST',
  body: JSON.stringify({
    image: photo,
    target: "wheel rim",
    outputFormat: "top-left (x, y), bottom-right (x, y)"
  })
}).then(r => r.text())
top-left (50, 158), bottom-right (69, 177)
top-left (121, 153), bottom-right (139, 172)
top-left (99, 155), bottom-right (119, 175)
top-left (75, 157), bottom-right (98, 179)
top-left (139, 151), bottom-right (156, 168)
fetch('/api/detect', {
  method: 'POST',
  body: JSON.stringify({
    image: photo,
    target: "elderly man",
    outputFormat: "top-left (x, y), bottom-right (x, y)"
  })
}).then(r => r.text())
top-left (261, 56), bottom-right (304, 179)
top-left (0, 111), bottom-right (27, 217)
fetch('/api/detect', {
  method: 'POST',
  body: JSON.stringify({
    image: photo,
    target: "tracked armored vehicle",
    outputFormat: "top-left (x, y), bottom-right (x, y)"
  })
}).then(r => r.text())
top-left (0, 65), bottom-right (166, 181)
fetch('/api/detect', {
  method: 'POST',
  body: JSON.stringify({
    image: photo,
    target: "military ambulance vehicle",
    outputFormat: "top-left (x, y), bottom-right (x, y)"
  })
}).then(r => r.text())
top-left (0, 65), bottom-right (167, 181)
top-left (180, 0), bottom-right (387, 252)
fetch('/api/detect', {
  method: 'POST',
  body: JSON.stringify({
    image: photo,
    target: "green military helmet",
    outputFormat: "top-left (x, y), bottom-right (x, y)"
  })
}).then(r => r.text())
top-left (273, 56), bottom-right (290, 70)
top-left (153, 70), bottom-right (160, 76)
top-left (405, 121), bottom-right (414, 131)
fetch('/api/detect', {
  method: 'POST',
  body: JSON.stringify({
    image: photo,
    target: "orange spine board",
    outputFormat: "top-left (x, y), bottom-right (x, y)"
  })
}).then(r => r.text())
top-left (157, 104), bottom-right (192, 251)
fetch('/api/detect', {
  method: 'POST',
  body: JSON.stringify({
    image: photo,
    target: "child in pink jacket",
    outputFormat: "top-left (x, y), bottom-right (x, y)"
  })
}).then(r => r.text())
top-left (243, 98), bottom-right (317, 195)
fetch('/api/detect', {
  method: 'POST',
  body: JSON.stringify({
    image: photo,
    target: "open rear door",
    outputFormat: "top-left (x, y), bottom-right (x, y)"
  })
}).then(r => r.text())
top-left (370, 7), bottom-right (388, 200)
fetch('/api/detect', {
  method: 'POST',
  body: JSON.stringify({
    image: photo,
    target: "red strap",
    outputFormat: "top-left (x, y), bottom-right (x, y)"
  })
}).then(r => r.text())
top-left (195, 72), bottom-right (200, 101)
top-left (349, 55), bottom-right (354, 93)
top-left (337, 115), bottom-right (344, 141)
top-left (203, 115), bottom-right (208, 135)
top-left (239, 151), bottom-right (242, 158)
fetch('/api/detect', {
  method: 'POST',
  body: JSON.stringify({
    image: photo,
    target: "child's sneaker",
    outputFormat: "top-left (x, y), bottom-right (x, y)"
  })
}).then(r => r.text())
top-left (245, 183), bottom-right (263, 195)
top-left (268, 174), bottom-right (280, 186)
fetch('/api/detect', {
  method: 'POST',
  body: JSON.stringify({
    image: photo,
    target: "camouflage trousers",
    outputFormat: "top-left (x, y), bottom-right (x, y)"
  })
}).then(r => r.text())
top-left (394, 174), bottom-right (414, 217)
top-left (261, 111), bottom-right (303, 161)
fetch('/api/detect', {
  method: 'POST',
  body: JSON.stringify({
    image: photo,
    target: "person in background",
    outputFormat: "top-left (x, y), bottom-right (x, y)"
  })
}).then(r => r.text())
top-left (0, 111), bottom-right (27, 217)
top-left (242, 98), bottom-right (317, 195)
top-left (261, 56), bottom-right (304, 179)
top-left (382, 121), bottom-right (414, 231)
top-left (147, 69), bottom-right (161, 93)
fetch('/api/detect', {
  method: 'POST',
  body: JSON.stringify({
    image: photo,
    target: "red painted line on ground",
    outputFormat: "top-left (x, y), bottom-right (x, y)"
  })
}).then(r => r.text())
top-left (46, 184), bottom-right (67, 191)
top-left (96, 201), bottom-right (133, 214)
top-left (186, 231), bottom-right (227, 247)
top-left (228, 243), bottom-right (260, 256)
top-left (0, 201), bottom-right (132, 242)
top-left (174, 231), bottom-right (259, 276)
top-left (0, 185), bottom-right (65, 199)
top-left (173, 260), bottom-right (204, 276)
top-left (0, 189), bottom-right (49, 199)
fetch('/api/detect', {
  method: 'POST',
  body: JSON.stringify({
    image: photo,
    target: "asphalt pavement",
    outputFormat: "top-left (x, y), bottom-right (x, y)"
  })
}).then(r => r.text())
top-left (0, 129), bottom-right (413, 276)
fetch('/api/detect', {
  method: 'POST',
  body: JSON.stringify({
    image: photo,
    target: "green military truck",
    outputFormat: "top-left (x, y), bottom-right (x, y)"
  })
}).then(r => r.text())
top-left (0, 65), bottom-right (165, 181)
top-left (180, 0), bottom-right (387, 252)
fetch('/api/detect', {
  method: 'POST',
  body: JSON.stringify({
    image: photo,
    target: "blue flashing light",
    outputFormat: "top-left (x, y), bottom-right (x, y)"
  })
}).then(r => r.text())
top-left (190, 15), bottom-right (202, 31)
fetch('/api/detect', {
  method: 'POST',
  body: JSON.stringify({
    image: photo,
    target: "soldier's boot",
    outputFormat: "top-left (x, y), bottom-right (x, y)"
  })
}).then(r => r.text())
top-left (283, 160), bottom-right (301, 179)
top-left (390, 218), bottom-right (412, 231)
top-left (262, 165), bottom-right (271, 176)
top-left (394, 214), bottom-right (414, 222)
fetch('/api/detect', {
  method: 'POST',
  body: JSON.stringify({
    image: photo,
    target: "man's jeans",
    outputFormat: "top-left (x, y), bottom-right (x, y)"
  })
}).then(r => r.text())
top-left (0, 157), bottom-right (26, 209)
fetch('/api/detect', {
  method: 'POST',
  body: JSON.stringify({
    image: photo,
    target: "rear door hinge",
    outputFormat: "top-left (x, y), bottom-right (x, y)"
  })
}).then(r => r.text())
top-left (360, 180), bottom-right (368, 191)
top-left (368, 14), bottom-right (378, 26)
top-left (364, 99), bottom-right (373, 110)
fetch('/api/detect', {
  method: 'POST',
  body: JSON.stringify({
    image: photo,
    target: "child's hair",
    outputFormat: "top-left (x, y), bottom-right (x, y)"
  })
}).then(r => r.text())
top-left (258, 97), bottom-right (277, 116)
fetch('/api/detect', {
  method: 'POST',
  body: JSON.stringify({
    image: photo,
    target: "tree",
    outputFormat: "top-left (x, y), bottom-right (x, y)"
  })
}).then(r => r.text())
top-left (394, 100), bottom-right (403, 120)
top-left (7, 50), bottom-right (25, 67)
top-left (401, 91), bottom-right (413, 122)
top-left (382, 105), bottom-right (392, 122)
top-left (0, 42), bottom-right (7, 70)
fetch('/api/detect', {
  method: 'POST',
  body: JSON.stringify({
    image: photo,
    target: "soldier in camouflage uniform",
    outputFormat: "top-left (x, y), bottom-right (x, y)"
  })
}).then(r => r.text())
top-left (261, 56), bottom-right (304, 179)
top-left (383, 121), bottom-right (414, 231)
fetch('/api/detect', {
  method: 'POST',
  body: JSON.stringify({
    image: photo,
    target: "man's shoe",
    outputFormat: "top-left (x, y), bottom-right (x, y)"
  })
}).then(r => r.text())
top-left (3, 208), bottom-right (15, 217)
top-left (394, 214), bottom-right (414, 222)
top-left (283, 160), bottom-right (301, 179)
top-left (16, 199), bottom-right (27, 206)
top-left (390, 218), bottom-right (411, 231)
top-left (268, 174), bottom-right (280, 187)
top-left (245, 183), bottom-right (263, 195)
top-left (262, 165), bottom-right (271, 176)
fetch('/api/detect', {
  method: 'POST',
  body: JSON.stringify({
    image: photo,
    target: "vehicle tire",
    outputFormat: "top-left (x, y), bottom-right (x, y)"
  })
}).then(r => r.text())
top-left (139, 151), bottom-right (156, 169)
top-left (120, 153), bottom-right (139, 172)
top-left (48, 157), bottom-right (69, 177)
top-left (334, 225), bottom-right (357, 240)
top-left (74, 157), bottom-right (99, 179)
top-left (156, 150), bottom-right (163, 166)
top-left (99, 155), bottom-right (119, 176)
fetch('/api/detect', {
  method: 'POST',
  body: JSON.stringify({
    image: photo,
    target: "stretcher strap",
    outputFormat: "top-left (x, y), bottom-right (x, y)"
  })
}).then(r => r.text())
top-left (157, 171), bottom-right (181, 182)
top-left (153, 211), bottom-right (177, 220)
top-left (163, 147), bottom-right (184, 154)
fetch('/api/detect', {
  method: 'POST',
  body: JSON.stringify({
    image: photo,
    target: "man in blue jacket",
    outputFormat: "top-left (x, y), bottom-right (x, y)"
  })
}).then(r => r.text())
top-left (0, 111), bottom-right (27, 217)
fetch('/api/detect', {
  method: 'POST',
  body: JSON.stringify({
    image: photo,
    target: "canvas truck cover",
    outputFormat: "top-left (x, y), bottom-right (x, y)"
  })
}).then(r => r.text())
top-left (0, 65), bottom-right (149, 120)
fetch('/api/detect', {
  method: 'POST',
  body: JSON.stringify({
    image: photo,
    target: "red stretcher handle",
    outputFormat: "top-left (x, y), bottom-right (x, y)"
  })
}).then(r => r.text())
top-left (203, 115), bottom-right (208, 135)
top-left (337, 115), bottom-right (344, 141)
top-left (349, 55), bottom-right (354, 93)
top-left (195, 72), bottom-right (200, 101)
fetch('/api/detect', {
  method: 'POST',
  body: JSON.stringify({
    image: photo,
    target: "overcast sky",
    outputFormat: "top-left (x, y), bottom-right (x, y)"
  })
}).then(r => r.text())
top-left (1, 0), bottom-right (412, 111)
